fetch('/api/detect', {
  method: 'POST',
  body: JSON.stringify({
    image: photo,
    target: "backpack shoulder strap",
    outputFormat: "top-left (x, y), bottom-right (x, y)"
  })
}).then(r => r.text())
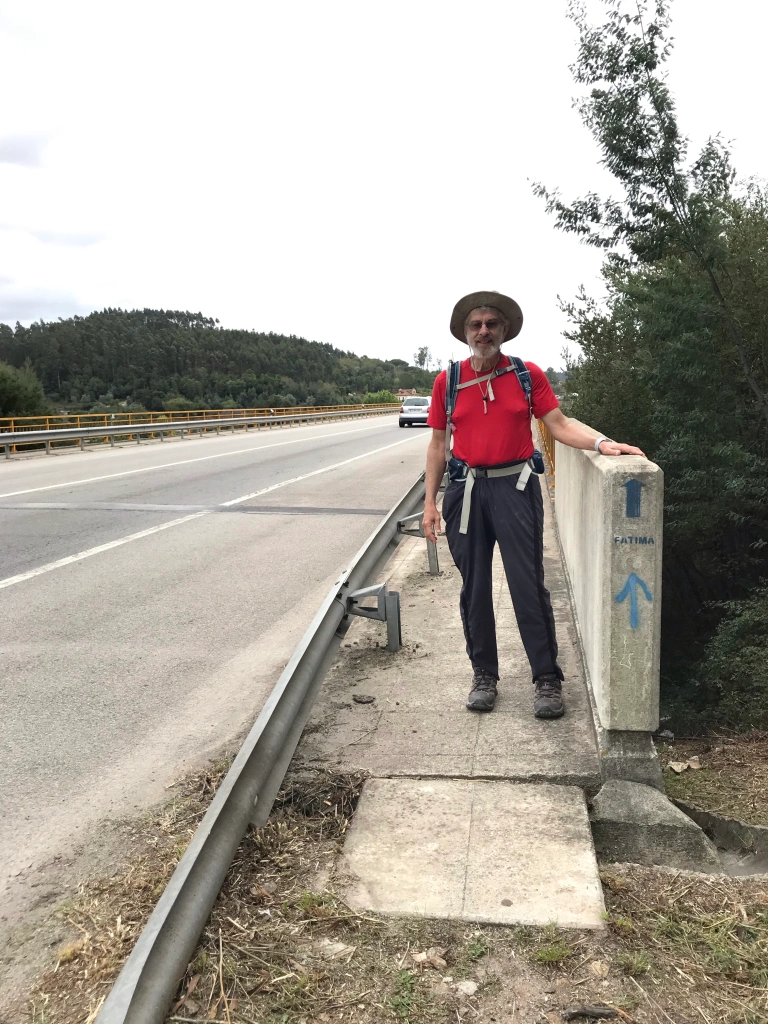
top-left (446, 359), bottom-right (461, 418)
top-left (444, 359), bottom-right (461, 463)
top-left (510, 356), bottom-right (532, 414)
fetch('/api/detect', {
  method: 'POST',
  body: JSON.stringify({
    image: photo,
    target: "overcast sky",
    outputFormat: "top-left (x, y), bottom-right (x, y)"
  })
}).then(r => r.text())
top-left (1, 0), bottom-right (766, 370)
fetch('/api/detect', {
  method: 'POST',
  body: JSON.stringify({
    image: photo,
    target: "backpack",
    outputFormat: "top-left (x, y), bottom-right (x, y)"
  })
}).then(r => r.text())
top-left (444, 356), bottom-right (544, 472)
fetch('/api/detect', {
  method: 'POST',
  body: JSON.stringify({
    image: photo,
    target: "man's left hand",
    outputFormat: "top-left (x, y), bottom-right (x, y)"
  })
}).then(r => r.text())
top-left (599, 440), bottom-right (646, 457)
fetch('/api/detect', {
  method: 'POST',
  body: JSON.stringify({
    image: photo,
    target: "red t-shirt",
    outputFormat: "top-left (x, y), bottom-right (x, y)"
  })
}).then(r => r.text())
top-left (427, 355), bottom-right (559, 466)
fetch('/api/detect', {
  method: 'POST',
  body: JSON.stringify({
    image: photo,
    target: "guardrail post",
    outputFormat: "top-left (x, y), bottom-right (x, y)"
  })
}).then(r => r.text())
top-left (80, 437), bottom-right (85, 451)
top-left (109, 435), bottom-right (115, 447)
top-left (397, 511), bottom-right (439, 575)
top-left (385, 591), bottom-right (402, 651)
top-left (346, 583), bottom-right (402, 652)
top-left (45, 439), bottom-right (51, 455)
top-left (4, 444), bottom-right (9, 460)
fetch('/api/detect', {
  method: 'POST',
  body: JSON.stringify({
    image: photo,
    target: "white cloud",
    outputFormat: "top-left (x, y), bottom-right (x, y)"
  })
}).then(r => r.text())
top-left (0, 133), bottom-right (49, 167)
top-left (0, 0), bottom-right (765, 370)
top-left (0, 284), bottom-right (88, 324)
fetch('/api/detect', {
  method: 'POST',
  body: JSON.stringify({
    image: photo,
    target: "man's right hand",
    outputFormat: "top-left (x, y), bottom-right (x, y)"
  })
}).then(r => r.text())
top-left (423, 503), bottom-right (442, 544)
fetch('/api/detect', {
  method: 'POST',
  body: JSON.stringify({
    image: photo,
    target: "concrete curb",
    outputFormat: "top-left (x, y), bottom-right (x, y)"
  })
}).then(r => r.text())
top-left (589, 780), bottom-right (721, 873)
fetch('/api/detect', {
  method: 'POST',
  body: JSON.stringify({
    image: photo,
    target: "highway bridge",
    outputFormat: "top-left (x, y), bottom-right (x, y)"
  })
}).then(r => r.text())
top-left (2, 412), bottom-right (698, 1024)
top-left (0, 414), bottom-right (428, 928)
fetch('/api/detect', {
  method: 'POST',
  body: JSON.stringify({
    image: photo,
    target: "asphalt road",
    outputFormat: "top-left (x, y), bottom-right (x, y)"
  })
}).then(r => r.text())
top-left (0, 416), bottom-right (429, 919)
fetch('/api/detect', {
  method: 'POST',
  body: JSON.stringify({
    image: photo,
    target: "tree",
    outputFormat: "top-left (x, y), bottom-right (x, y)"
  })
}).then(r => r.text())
top-left (363, 390), bottom-right (398, 405)
top-left (0, 361), bottom-right (47, 417)
top-left (545, 366), bottom-right (560, 391)
top-left (413, 346), bottom-right (431, 370)
top-left (0, 309), bottom-right (439, 414)
top-left (535, 0), bottom-right (768, 728)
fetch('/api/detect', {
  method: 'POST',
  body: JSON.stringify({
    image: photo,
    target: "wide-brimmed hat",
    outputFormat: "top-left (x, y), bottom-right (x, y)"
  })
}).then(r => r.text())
top-left (450, 290), bottom-right (523, 343)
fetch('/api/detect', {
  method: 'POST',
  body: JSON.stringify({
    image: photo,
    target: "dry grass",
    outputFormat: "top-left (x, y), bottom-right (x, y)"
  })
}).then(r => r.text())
top-left (600, 866), bottom-right (768, 1024)
top-left (20, 759), bottom-right (768, 1024)
top-left (657, 732), bottom-right (768, 826)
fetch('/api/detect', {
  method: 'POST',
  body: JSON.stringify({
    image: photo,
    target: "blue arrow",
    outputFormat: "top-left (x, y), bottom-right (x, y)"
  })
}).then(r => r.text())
top-left (623, 479), bottom-right (645, 518)
top-left (616, 573), bottom-right (653, 628)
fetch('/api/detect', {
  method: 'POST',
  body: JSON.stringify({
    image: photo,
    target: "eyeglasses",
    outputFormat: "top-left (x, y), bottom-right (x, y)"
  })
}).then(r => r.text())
top-left (466, 319), bottom-right (505, 333)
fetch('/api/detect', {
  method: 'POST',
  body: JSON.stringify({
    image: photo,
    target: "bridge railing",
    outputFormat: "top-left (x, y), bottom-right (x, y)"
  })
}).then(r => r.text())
top-left (0, 403), bottom-right (382, 434)
top-left (0, 404), bottom-right (401, 458)
top-left (550, 423), bottom-right (664, 786)
top-left (537, 417), bottom-right (557, 482)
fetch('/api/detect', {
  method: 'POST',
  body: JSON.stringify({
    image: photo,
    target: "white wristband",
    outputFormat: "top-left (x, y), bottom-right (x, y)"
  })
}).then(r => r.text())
top-left (594, 436), bottom-right (612, 452)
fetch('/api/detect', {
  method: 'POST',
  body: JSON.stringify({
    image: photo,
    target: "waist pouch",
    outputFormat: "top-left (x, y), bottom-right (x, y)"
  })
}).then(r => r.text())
top-left (448, 451), bottom-right (546, 483)
top-left (448, 453), bottom-right (546, 535)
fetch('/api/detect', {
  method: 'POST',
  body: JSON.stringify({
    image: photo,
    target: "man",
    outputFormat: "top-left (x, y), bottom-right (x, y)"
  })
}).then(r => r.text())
top-left (423, 290), bottom-right (645, 718)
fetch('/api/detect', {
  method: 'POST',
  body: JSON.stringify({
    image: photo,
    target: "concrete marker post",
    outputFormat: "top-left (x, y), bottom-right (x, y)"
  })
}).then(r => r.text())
top-left (556, 440), bottom-right (664, 787)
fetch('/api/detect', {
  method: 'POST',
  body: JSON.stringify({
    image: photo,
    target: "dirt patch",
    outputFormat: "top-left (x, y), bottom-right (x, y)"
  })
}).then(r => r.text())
top-left (15, 759), bottom-right (768, 1024)
top-left (657, 733), bottom-right (768, 827)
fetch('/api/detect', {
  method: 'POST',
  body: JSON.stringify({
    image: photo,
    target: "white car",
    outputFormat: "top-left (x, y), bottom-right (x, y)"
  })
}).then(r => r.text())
top-left (399, 396), bottom-right (431, 427)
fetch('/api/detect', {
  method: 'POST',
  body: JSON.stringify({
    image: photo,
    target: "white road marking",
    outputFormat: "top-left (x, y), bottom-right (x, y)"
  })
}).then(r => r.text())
top-left (0, 420), bottom-right (393, 499)
top-left (0, 432), bottom-right (426, 591)
top-left (0, 513), bottom-right (207, 591)
top-left (220, 434), bottom-right (425, 506)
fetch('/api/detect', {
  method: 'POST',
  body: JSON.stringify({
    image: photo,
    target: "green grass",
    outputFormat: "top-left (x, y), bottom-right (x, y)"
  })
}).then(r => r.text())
top-left (534, 925), bottom-right (574, 963)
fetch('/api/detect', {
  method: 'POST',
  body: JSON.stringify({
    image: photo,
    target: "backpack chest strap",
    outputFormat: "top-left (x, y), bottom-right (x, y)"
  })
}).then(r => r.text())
top-left (454, 364), bottom-right (518, 391)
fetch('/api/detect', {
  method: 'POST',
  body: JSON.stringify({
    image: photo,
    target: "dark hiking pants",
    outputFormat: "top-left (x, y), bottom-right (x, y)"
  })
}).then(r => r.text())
top-left (442, 472), bottom-right (563, 682)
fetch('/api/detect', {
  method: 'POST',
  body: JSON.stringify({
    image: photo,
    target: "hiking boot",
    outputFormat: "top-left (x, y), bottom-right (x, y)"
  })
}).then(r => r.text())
top-left (534, 674), bottom-right (565, 719)
top-left (466, 667), bottom-right (498, 712)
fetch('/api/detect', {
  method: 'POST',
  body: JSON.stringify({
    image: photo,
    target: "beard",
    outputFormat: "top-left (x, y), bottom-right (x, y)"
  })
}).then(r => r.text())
top-left (468, 338), bottom-right (503, 361)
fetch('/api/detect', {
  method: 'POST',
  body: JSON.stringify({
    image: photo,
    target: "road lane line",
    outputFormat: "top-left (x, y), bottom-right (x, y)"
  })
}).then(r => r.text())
top-left (0, 432), bottom-right (427, 591)
top-left (0, 513), bottom-right (207, 591)
top-left (220, 433), bottom-right (426, 506)
top-left (0, 421), bottom-right (393, 499)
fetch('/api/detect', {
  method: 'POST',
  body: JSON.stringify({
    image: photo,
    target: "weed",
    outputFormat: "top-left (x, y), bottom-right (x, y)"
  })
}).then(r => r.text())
top-left (606, 913), bottom-right (635, 934)
top-left (388, 969), bottom-right (417, 1019)
top-left (466, 937), bottom-right (488, 960)
top-left (534, 925), bottom-right (573, 963)
top-left (616, 950), bottom-right (652, 976)
top-left (297, 890), bottom-right (328, 913)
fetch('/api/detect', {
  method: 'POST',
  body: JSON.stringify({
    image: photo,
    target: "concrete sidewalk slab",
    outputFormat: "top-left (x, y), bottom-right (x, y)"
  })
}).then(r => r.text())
top-left (339, 777), bottom-right (605, 927)
top-left (299, 480), bottom-right (601, 788)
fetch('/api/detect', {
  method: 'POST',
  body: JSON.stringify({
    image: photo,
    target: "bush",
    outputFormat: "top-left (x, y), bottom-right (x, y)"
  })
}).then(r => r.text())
top-left (0, 361), bottom-right (47, 417)
top-left (363, 390), bottom-right (398, 405)
top-left (699, 587), bottom-right (768, 729)
top-left (163, 395), bottom-right (197, 411)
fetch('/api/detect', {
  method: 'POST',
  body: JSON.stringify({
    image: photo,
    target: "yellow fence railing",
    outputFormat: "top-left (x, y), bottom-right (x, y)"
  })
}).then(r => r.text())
top-left (536, 418), bottom-right (556, 487)
top-left (0, 403), bottom-right (398, 434)
top-left (0, 404), bottom-right (402, 457)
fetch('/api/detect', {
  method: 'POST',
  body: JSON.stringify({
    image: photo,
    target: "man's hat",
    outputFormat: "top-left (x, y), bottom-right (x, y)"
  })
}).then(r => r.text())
top-left (450, 290), bottom-right (524, 343)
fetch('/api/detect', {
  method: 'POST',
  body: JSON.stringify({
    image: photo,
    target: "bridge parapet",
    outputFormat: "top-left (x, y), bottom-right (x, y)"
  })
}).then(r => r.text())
top-left (551, 427), bottom-right (663, 786)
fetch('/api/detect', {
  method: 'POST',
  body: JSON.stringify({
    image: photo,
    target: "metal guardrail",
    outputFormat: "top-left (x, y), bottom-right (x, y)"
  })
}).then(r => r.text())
top-left (95, 473), bottom-right (427, 1024)
top-left (0, 403), bottom-right (392, 432)
top-left (1, 406), bottom-right (399, 458)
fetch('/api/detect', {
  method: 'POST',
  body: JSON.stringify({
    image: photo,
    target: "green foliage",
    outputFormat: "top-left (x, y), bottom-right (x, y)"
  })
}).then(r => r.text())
top-left (0, 360), bottom-right (47, 417)
top-left (387, 969), bottom-right (417, 1018)
top-left (363, 389), bottom-right (398, 405)
top-left (163, 395), bottom-right (198, 411)
top-left (537, 0), bottom-right (768, 728)
top-left (466, 937), bottom-right (488, 960)
top-left (698, 586), bottom-right (768, 729)
top-left (616, 950), bottom-right (652, 976)
top-left (0, 308), bottom-right (437, 414)
top-left (534, 925), bottom-right (574, 963)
